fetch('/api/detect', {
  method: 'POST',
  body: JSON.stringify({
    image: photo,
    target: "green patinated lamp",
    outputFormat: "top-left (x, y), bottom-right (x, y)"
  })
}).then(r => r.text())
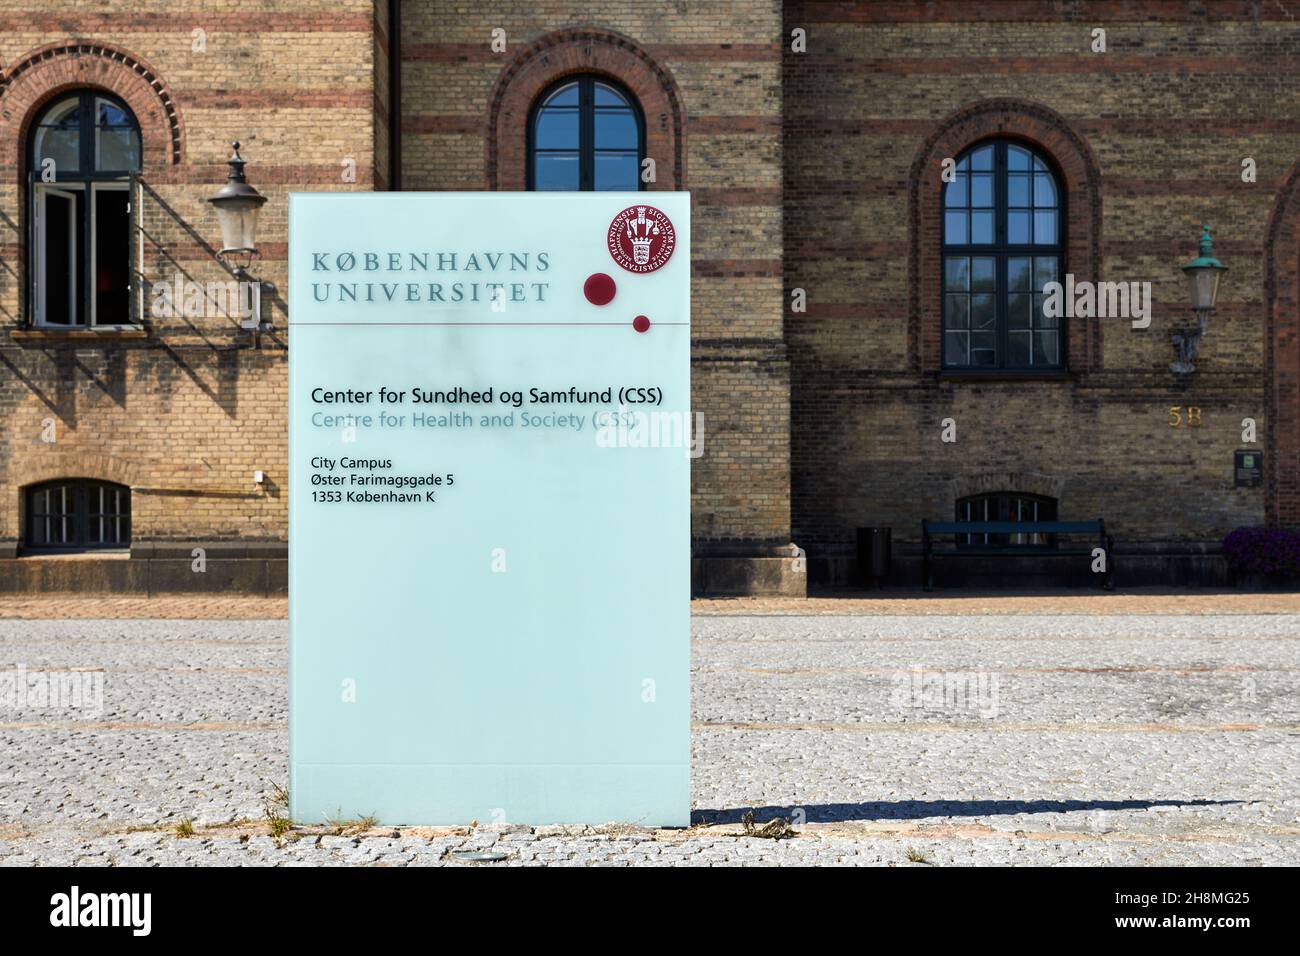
top-left (1172, 224), bottom-right (1228, 375)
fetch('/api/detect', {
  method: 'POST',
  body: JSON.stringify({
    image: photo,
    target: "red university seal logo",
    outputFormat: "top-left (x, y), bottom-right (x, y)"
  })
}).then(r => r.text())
top-left (607, 205), bottom-right (676, 274)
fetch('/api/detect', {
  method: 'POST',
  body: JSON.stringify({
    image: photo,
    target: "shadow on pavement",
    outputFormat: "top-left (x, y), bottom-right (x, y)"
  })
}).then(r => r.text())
top-left (691, 798), bottom-right (1244, 825)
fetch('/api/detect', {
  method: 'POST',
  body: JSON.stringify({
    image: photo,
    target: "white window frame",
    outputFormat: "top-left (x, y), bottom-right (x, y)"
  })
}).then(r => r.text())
top-left (31, 179), bottom-right (140, 330)
top-left (89, 180), bottom-right (134, 328)
top-left (33, 183), bottom-right (79, 327)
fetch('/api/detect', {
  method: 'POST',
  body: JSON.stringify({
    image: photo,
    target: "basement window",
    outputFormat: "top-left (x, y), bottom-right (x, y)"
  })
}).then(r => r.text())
top-left (25, 480), bottom-right (131, 551)
top-left (955, 492), bottom-right (1057, 548)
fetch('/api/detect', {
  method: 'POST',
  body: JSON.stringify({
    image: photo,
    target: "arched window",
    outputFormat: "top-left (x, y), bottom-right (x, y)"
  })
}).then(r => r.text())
top-left (25, 480), bottom-right (131, 550)
top-left (29, 91), bottom-right (141, 327)
top-left (956, 491), bottom-right (1058, 548)
top-left (528, 76), bottom-right (644, 191)
top-left (942, 140), bottom-right (1063, 370)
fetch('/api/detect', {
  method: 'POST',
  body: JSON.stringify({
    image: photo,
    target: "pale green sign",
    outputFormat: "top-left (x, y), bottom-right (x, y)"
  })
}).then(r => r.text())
top-left (289, 193), bottom-right (691, 825)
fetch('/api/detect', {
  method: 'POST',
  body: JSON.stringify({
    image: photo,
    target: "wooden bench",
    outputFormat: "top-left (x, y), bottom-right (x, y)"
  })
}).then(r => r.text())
top-left (921, 519), bottom-right (1114, 591)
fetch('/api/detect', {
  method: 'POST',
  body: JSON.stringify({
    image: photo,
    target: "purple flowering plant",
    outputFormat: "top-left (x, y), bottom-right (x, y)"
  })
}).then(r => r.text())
top-left (1222, 526), bottom-right (1300, 577)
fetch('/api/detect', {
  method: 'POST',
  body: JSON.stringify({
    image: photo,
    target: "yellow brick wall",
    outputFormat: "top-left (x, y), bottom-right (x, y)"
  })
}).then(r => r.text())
top-left (0, 1), bottom-right (382, 551)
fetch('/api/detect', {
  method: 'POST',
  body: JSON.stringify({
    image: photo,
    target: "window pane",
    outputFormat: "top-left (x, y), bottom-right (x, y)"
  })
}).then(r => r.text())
top-left (970, 211), bottom-right (994, 244)
top-left (594, 110), bottom-right (638, 149)
top-left (38, 96), bottom-right (80, 127)
top-left (970, 330), bottom-right (996, 365)
top-left (944, 211), bottom-right (967, 244)
top-left (944, 294), bottom-right (969, 330)
top-left (1033, 256), bottom-right (1058, 290)
top-left (543, 82), bottom-right (579, 107)
top-left (1033, 211), bottom-right (1057, 244)
top-left (1007, 329), bottom-right (1031, 366)
top-left (971, 257), bottom-right (996, 292)
top-left (534, 108), bottom-right (578, 149)
top-left (41, 189), bottom-right (79, 325)
top-left (970, 145), bottom-right (994, 170)
top-left (1034, 173), bottom-right (1056, 206)
top-left (593, 83), bottom-right (629, 107)
top-left (1035, 293), bottom-right (1060, 329)
top-left (970, 174), bottom-right (993, 207)
top-left (944, 330), bottom-right (969, 365)
top-left (945, 173), bottom-right (967, 208)
top-left (944, 257), bottom-right (969, 292)
top-left (1008, 257), bottom-right (1032, 292)
top-left (971, 294), bottom-right (996, 330)
top-left (593, 153), bottom-right (639, 191)
top-left (1008, 174), bottom-right (1030, 207)
top-left (94, 189), bottom-right (131, 325)
top-left (1007, 211), bottom-right (1030, 244)
top-left (96, 97), bottom-right (132, 127)
top-left (96, 127), bottom-right (140, 171)
top-left (1034, 330), bottom-right (1060, 365)
top-left (1008, 292), bottom-right (1032, 330)
top-left (28, 483), bottom-right (75, 545)
top-left (34, 97), bottom-right (81, 174)
top-left (35, 128), bottom-right (80, 174)
top-left (534, 153), bottom-right (579, 190)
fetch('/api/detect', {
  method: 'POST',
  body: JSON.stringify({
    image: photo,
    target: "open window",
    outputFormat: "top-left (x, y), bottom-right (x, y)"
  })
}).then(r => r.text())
top-left (28, 92), bottom-right (142, 327)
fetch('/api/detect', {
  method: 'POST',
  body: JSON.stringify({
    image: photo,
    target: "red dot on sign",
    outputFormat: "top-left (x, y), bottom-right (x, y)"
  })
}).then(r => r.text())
top-left (632, 315), bottom-right (651, 333)
top-left (584, 273), bottom-right (616, 305)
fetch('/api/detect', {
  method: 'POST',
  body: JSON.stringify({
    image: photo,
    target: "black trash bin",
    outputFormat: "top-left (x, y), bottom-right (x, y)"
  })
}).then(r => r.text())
top-left (856, 526), bottom-right (892, 588)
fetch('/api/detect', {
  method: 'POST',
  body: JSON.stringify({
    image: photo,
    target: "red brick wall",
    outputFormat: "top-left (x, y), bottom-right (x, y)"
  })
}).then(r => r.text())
top-left (785, 0), bottom-right (1300, 553)
top-left (1265, 158), bottom-right (1300, 526)
top-left (0, 3), bottom-right (383, 552)
top-left (401, 2), bottom-right (793, 554)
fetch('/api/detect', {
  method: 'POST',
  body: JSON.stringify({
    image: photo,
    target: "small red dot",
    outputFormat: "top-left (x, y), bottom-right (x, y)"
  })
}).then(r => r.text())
top-left (584, 273), bottom-right (616, 306)
top-left (632, 315), bottom-right (651, 333)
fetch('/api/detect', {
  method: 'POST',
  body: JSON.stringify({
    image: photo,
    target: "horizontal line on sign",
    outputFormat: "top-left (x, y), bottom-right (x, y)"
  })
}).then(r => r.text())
top-left (288, 322), bottom-right (689, 327)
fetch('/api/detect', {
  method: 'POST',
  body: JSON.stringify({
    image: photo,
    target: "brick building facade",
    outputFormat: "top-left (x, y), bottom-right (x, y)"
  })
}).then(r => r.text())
top-left (0, 1), bottom-right (1297, 594)
top-left (786, 1), bottom-right (1300, 586)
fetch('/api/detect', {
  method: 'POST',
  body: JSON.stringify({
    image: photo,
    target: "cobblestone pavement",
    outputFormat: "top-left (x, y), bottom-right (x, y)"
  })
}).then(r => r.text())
top-left (3, 589), bottom-right (1299, 620)
top-left (1, 610), bottom-right (1298, 866)
top-left (0, 596), bottom-right (290, 620)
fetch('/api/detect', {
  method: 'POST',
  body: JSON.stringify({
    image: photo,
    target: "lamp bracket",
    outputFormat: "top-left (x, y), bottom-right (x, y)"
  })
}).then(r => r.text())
top-left (1170, 309), bottom-right (1211, 375)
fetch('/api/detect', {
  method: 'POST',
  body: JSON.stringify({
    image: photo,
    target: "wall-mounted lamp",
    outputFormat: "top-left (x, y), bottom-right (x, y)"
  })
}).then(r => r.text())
top-left (208, 142), bottom-right (276, 340)
top-left (1171, 224), bottom-right (1228, 375)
